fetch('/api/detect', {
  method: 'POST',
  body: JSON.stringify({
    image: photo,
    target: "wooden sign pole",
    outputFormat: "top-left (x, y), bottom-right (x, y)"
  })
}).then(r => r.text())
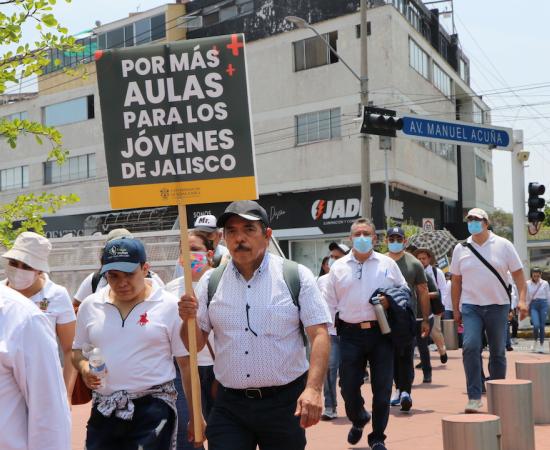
top-left (177, 204), bottom-right (204, 443)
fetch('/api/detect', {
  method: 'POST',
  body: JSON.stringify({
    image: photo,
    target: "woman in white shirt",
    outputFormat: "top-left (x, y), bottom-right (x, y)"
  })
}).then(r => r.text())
top-left (526, 268), bottom-right (550, 353)
top-left (165, 230), bottom-right (215, 450)
top-left (2, 232), bottom-right (76, 399)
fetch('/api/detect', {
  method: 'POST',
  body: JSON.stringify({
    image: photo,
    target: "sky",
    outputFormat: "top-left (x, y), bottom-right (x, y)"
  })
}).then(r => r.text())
top-left (7, 0), bottom-right (550, 213)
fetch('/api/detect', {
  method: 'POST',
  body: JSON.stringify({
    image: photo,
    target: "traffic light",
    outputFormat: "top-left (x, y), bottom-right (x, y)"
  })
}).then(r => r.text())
top-left (528, 182), bottom-right (546, 223)
top-left (361, 106), bottom-right (403, 137)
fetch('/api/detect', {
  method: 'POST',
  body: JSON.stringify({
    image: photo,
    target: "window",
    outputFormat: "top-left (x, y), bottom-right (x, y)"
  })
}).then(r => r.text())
top-left (433, 63), bottom-right (452, 97)
top-left (0, 166), bottom-right (28, 191)
top-left (475, 155), bottom-right (488, 182)
top-left (472, 103), bottom-right (484, 124)
top-left (296, 108), bottom-right (341, 145)
top-left (220, 6), bottom-right (238, 22)
top-left (43, 95), bottom-right (94, 127)
top-left (409, 39), bottom-right (429, 79)
top-left (459, 58), bottom-right (469, 83)
top-left (44, 153), bottom-right (96, 185)
top-left (420, 141), bottom-right (456, 163)
top-left (293, 31), bottom-right (338, 72)
top-left (97, 13), bottom-right (166, 50)
top-left (1, 111), bottom-right (28, 121)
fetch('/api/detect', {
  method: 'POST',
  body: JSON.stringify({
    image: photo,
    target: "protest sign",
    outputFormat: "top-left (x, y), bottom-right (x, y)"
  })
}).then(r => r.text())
top-left (95, 34), bottom-right (257, 209)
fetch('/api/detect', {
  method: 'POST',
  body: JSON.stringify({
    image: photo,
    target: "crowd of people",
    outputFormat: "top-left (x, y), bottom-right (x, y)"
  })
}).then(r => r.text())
top-left (1, 202), bottom-right (548, 450)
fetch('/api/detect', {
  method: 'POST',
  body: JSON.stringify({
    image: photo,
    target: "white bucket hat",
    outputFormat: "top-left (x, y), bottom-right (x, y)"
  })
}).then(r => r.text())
top-left (2, 231), bottom-right (52, 272)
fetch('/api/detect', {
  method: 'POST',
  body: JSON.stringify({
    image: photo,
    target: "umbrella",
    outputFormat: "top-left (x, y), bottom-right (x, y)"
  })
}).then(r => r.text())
top-left (407, 229), bottom-right (458, 259)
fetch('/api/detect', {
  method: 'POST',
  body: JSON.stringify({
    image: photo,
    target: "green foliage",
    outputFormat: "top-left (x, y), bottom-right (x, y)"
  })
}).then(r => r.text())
top-left (0, 0), bottom-right (80, 163)
top-left (0, 0), bottom-right (81, 246)
top-left (489, 208), bottom-right (513, 241)
top-left (0, 192), bottom-right (78, 248)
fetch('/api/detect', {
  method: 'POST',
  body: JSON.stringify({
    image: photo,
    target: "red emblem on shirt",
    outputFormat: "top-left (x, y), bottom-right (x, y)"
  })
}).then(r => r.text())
top-left (138, 312), bottom-right (149, 326)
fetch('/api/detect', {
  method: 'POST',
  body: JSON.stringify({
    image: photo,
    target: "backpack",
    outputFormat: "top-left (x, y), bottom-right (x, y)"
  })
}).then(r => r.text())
top-left (91, 271), bottom-right (102, 293)
top-left (207, 259), bottom-right (307, 345)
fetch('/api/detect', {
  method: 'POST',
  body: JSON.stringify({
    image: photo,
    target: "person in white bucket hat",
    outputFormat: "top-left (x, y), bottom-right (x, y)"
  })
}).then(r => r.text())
top-left (2, 231), bottom-right (77, 401)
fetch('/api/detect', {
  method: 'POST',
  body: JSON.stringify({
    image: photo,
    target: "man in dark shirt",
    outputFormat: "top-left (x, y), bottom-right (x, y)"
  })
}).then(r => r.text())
top-left (385, 227), bottom-right (430, 411)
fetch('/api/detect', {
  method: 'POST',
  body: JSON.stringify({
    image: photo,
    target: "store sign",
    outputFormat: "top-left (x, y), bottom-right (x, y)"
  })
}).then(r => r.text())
top-left (95, 34), bottom-right (257, 209)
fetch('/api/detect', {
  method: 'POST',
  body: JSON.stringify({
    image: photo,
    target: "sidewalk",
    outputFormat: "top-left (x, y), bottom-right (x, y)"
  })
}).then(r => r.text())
top-left (71, 344), bottom-right (550, 449)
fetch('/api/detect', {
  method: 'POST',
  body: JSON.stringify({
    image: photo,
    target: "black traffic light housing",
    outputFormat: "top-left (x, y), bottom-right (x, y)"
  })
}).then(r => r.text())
top-left (528, 182), bottom-right (546, 223)
top-left (361, 106), bottom-right (403, 137)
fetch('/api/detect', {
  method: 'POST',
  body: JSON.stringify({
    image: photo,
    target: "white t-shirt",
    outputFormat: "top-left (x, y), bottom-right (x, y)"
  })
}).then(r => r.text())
top-left (73, 280), bottom-right (186, 395)
top-left (164, 276), bottom-right (215, 366)
top-left (1, 274), bottom-right (75, 332)
top-left (450, 232), bottom-right (523, 306)
top-left (442, 279), bottom-right (452, 311)
top-left (74, 270), bottom-right (165, 303)
top-left (0, 285), bottom-right (71, 450)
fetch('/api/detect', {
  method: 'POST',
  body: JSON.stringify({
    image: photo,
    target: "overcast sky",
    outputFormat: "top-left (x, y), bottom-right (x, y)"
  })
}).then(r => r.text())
top-left (9, 0), bottom-right (550, 212)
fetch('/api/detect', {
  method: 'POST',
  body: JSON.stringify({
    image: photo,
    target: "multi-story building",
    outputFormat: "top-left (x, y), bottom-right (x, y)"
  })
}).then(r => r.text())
top-left (0, 0), bottom-right (493, 272)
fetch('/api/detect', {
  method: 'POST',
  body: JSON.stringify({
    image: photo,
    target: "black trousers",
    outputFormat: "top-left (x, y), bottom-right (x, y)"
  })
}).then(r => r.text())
top-left (206, 375), bottom-right (307, 450)
top-left (393, 341), bottom-right (414, 394)
top-left (339, 326), bottom-right (394, 445)
top-left (86, 396), bottom-right (175, 450)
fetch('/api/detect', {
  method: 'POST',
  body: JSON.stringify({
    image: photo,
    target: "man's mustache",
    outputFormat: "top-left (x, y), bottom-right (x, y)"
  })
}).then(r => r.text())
top-left (234, 244), bottom-right (251, 251)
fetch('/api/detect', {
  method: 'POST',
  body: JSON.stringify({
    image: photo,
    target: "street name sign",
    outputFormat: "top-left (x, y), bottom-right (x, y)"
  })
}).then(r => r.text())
top-left (400, 114), bottom-right (512, 150)
top-left (95, 34), bottom-right (257, 209)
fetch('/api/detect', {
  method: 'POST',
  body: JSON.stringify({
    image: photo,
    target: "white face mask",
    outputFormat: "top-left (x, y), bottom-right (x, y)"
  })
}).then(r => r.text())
top-left (6, 265), bottom-right (38, 290)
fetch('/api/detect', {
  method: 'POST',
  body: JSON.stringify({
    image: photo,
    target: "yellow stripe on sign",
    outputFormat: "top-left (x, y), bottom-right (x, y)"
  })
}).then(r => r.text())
top-left (109, 176), bottom-right (257, 209)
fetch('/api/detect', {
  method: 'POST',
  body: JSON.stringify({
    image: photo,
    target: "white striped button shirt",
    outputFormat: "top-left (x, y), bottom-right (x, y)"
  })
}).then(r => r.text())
top-left (195, 252), bottom-right (331, 389)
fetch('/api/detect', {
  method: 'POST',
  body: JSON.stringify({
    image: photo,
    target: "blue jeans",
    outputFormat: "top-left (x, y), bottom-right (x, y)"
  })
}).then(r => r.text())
top-left (530, 299), bottom-right (549, 344)
top-left (323, 335), bottom-right (340, 409)
top-left (174, 364), bottom-right (214, 450)
top-left (339, 326), bottom-right (393, 445)
top-left (461, 304), bottom-right (509, 400)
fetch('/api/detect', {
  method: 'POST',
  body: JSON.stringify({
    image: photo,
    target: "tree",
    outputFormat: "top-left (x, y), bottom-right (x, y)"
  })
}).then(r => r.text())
top-left (0, 0), bottom-right (80, 246)
top-left (489, 208), bottom-right (513, 241)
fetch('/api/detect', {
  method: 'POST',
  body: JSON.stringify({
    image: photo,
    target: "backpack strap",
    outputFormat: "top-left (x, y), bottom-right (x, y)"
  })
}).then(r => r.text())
top-left (91, 271), bottom-right (103, 294)
top-left (207, 262), bottom-right (228, 308)
top-left (283, 260), bottom-right (307, 346)
top-left (462, 242), bottom-right (512, 302)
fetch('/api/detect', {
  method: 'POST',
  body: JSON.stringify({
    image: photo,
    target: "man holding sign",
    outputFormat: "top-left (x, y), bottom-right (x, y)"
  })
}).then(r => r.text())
top-left (178, 201), bottom-right (331, 450)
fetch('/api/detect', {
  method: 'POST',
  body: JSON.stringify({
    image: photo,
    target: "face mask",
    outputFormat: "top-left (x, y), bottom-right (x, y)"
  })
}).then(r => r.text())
top-left (328, 257), bottom-right (335, 268)
top-left (6, 265), bottom-right (38, 290)
top-left (388, 242), bottom-right (404, 254)
top-left (190, 252), bottom-right (209, 274)
top-left (468, 220), bottom-right (483, 235)
top-left (353, 236), bottom-right (373, 254)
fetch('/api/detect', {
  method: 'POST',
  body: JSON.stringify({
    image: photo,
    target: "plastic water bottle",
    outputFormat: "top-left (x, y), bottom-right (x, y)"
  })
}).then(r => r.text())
top-left (88, 347), bottom-right (107, 389)
top-left (370, 295), bottom-right (392, 335)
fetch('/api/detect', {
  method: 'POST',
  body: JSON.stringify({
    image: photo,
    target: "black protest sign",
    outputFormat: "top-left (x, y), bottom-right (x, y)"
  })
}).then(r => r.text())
top-left (95, 34), bottom-right (257, 208)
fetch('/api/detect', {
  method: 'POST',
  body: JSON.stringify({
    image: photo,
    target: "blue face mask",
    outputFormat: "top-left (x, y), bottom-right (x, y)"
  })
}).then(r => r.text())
top-left (328, 257), bottom-right (335, 268)
top-left (353, 236), bottom-right (373, 254)
top-left (388, 242), bottom-right (404, 253)
top-left (468, 220), bottom-right (483, 235)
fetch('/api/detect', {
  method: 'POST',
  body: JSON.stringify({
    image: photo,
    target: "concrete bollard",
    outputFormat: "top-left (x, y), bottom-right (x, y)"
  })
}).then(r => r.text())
top-left (442, 414), bottom-right (501, 450)
top-left (516, 359), bottom-right (550, 424)
top-left (487, 380), bottom-right (534, 450)
top-left (442, 319), bottom-right (459, 350)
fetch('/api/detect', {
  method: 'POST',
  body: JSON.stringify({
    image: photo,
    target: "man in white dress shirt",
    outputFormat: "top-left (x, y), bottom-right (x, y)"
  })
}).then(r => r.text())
top-left (0, 284), bottom-right (71, 450)
top-left (323, 218), bottom-right (408, 450)
top-left (179, 200), bottom-right (331, 450)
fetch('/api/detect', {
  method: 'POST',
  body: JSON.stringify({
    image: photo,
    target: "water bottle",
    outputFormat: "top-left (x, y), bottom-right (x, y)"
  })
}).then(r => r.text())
top-left (88, 347), bottom-right (107, 389)
top-left (370, 295), bottom-right (391, 335)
